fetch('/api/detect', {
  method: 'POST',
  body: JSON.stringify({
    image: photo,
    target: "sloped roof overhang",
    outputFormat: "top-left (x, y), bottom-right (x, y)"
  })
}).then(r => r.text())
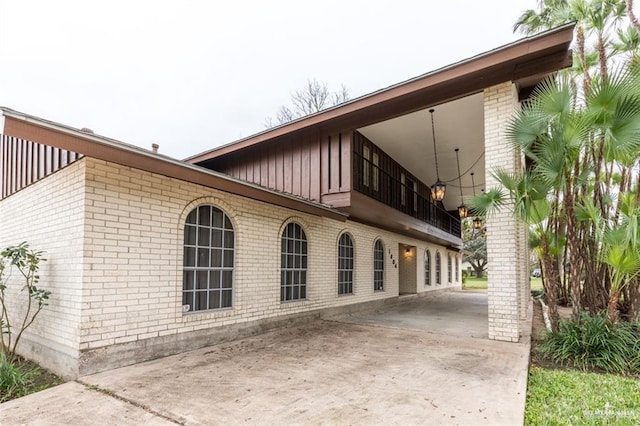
top-left (187, 23), bottom-right (575, 165)
top-left (0, 108), bottom-right (348, 222)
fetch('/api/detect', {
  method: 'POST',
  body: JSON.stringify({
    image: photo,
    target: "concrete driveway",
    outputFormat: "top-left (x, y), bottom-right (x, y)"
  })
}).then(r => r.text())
top-left (1, 291), bottom-right (531, 425)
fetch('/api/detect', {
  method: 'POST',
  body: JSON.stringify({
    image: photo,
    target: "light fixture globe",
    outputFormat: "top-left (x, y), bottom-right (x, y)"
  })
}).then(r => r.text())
top-left (431, 180), bottom-right (446, 201)
top-left (458, 204), bottom-right (469, 219)
top-left (473, 216), bottom-right (484, 229)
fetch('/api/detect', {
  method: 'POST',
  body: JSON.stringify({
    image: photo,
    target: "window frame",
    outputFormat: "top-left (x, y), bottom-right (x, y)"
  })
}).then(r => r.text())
top-left (424, 249), bottom-right (431, 286)
top-left (337, 233), bottom-right (354, 296)
top-left (182, 204), bottom-right (235, 313)
top-left (435, 251), bottom-right (442, 285)
top-left (280, 222), bottom-right (308, 302)
top-left (373, 239), bottom-right (385, 291)
top-left (447, 254), bottom-right (452, 283)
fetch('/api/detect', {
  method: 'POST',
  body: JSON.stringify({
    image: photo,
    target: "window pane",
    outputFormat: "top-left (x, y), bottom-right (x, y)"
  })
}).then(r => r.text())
top-left (211, 229), bottom-right (223, 247)
top-left (224, 231), bottom-right (234, 248)
top-left (197, 248), bottom-right (210, 267)
top-left (211, 249), bottom-right (222, 268)
top-left (222, 270), bottom-right (233, 288)
top-left (221, 289), bottom-right (232, 308)
top-left (223, 250), bottom-right (234, 268)
top-left (184, 247), bottom-right (196, 267)
top-left (183, 270), bottom-right (194, 290)
top-left (196, 271), bottom-right (208, 290)
top-left (198, 226), bottom-right (210, 246)
top-left (185, 225), bottom-right (197, 245)
top-left (196, 291), bottom-right (208, 310)
top-left (224, 216), bottom-right (233, 230)
top-left (212, 209), bottom-right (223, 228)
top-left (210, 271), bottom-right (221, 289)
top-left (183, 291), bottom-right (193, 311)
top-left (186, 209), bottom-right (197, 224)
top-left (198, 206), bottom-right (211, 226)
top-left (300, 285), bottom-right (306, 299)
top-left (210, 290), bottom-right (221, 309)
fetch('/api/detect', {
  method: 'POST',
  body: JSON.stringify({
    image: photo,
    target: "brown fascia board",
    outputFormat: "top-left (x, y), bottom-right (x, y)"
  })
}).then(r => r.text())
top-left (186, 23), bottom-right (575, 165)
top-left (0, 108), bottom-right (348, 222)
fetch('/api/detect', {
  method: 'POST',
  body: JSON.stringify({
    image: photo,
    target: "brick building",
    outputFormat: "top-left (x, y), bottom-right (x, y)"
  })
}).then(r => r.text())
top-left (0, 25), bottom-right (573, 378)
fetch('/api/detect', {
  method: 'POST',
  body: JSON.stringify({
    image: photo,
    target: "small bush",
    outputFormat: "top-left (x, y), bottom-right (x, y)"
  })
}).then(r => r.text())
top-left (531, 289), bottom-right (544, 298)
top-left (540, 312), bottom-right (640, 374)
top-left (0, 353), bottom-right (34, 402)
top-left (461, 270), bottom-right (469, 284)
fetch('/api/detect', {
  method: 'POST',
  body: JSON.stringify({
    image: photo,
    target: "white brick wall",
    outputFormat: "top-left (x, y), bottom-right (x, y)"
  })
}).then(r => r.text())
top-left (80, 158), bottom-right (458, 352)
top-left (484, 82), bottom-right (526, 342)
top-left (1, 156), bottom-right (458, 377)
top-left (0, 160), bottom-right (86, 377)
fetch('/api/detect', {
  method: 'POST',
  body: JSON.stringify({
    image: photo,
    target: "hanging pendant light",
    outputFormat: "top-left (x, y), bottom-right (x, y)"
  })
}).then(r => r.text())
top-left (455, 148), bottom-right (468, 219)
top-left (429, 109), bottom-right (446, 201)
top-left (471, 172), bottom-right (483, 229)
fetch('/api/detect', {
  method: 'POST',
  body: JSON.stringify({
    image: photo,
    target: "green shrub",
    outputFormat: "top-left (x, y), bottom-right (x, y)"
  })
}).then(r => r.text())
top-left (531, 289), bottom-right (544, 298)
top-left (461, 269), bottom-right (469, 284)
top-left (0, 353), bottom-right (34, 402)
top-left (540, 312), bottom-right (640, 374)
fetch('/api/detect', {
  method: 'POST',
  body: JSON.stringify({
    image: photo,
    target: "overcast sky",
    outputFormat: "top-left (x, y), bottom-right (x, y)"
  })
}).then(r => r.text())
top-left (0, 1), bottom-right (539, 160)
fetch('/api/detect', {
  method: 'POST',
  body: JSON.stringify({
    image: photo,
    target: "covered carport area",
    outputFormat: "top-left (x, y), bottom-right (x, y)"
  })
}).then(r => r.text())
top-left (347, 23), bottom-right (574, 342)
top-left (334, 290), bottom-right (490, 339)
top-left (1, 291), bottom-right (531, 425)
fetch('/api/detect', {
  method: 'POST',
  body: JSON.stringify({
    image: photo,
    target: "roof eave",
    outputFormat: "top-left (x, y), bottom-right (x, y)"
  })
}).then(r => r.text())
top-left (0, 107), bottom-right (348, 222)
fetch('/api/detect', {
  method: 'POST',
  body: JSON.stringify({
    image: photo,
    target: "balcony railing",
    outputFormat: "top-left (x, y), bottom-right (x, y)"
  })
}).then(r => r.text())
top-left (353, 152), bottom-right (461, 237)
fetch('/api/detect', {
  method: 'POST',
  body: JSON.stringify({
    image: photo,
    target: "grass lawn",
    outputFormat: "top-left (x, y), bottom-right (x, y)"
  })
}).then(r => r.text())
top-left (463, 276), bottom-right (488, 289)
top-left (462, 276), bottom-right (543, 291)
top-left (525, 366), bottom-right (640, 425)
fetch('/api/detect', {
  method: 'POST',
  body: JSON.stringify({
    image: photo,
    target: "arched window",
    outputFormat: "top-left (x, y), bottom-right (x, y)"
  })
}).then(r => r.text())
top-left (448, 254), bottom-right (452, 283)
top-left (455, 255), bottom-right (460, 282)
top-left (435, 252), bottom-right (442, 285)
top-left (281, 222), bottom-right (308, 301)
top-left (424, 250), bottom-right (431, 286)
top-left (183, 205), bottom-right (234, 312)
top-left (373, 239), bottom-right (384, 291)
top-left (338, 233), bottom-right (354, 295)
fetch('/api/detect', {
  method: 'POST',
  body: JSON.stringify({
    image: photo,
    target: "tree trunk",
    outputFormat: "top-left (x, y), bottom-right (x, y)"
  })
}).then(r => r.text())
top-left (628, 0), bottom-right (640, 35)
top-left (576, 25), bottom-right (592, 94)
top-left (607, 289), bottom-right (621, 323)
top-left (564, 176), bottom-right (582, 317)
top-left (472, 263), bottom-right (485, 278)
top-left (540, 235), bottom-right (560, 331)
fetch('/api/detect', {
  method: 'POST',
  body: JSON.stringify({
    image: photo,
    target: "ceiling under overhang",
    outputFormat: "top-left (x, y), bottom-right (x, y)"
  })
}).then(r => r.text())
top-left (358, 93), bottom-right (485, 212)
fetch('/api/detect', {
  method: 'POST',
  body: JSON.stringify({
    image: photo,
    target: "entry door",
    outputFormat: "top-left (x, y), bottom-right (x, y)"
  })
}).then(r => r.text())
top-left (398, 244), bottom-right (418, 294)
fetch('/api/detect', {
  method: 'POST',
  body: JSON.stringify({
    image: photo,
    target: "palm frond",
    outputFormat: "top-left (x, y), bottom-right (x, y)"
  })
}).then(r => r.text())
top-left (468, 188), bottom-right (507, 218)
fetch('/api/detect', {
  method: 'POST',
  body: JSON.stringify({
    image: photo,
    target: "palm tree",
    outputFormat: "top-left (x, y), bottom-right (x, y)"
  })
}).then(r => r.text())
top-left (473, 62), bottom-right (640, 327)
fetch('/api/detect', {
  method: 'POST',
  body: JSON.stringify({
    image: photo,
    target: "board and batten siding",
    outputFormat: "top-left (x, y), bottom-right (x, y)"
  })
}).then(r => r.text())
top-left (0, 134), bottom-right (82, 200)
top-left (213, 133), bottom-right (351, 204)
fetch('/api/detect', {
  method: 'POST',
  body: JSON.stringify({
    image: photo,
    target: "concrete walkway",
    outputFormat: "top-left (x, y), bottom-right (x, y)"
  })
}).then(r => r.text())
top-left (1, 291), bottom-right (531, 425)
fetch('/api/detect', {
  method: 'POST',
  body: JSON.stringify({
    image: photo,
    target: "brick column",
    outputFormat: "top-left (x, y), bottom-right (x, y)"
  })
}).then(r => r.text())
top-left (484, 82), bottom-right (522, 342)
